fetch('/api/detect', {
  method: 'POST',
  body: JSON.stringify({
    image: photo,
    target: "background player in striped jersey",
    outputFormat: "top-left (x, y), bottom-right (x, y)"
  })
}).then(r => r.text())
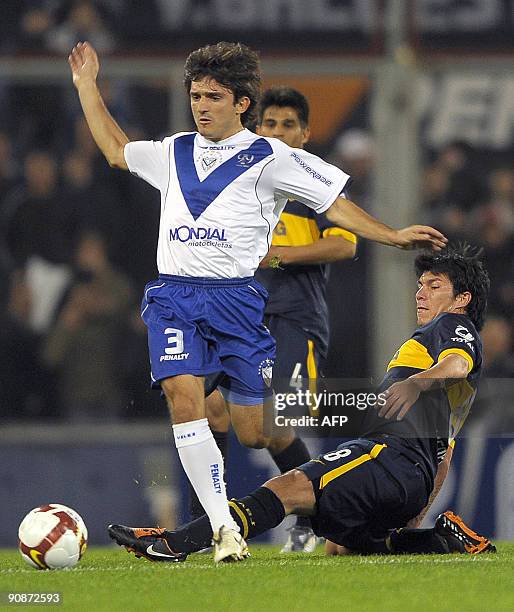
top-left (198, 87), bottom-right (357, 553)
top-left (69, 40), bottom-right (446, 563)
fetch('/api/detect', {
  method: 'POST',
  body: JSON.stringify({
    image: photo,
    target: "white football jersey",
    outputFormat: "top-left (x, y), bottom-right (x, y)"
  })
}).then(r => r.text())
top-left (124, 129), bottom-right (350, 278)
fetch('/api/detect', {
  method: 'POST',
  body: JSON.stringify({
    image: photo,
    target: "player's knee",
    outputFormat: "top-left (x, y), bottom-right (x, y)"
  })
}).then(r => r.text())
top-left (167, 397), bottom-right (200, 423)
top-left (285, 468), bottom-right (310, 490)
top-left (235, 429), bottom-right (269, 449)
top-left (262, 474), bottom-right (289, 502)
top-left (205, 391), bottom-right (230, 432)
top-left (263, 469), bottom-right (313, 515)
top-left (264, 469), bottom-right (302, 494)
top-left (161, 379), bottom-right (203, 423)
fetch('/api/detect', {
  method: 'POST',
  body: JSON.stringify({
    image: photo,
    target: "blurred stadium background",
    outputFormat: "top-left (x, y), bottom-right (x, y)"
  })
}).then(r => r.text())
top-left (0, 0), bottom-right (513, 547)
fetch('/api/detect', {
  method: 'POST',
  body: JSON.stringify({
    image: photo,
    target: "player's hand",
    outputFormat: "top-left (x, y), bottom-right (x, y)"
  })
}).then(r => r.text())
top-left (378, 379), bottom-right (421, 420)
top-left (393, 225), bottom-right (447, 251)
top-left (325, 540), bottom-right (353, 555)
top-left (68, 41), bottom-right (100, 88)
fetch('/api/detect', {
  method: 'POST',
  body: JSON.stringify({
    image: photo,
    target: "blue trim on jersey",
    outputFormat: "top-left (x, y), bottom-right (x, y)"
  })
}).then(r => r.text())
top-left (174, 134), bottom-right (273, 220)
top-left (158, 274), bottom-right (253, 287)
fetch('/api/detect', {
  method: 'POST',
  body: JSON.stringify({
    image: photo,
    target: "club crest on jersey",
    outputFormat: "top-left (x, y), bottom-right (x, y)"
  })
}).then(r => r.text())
top-left (197, 149), bottom-right (222, 172)
top-left (237, 153), bottom-right (255, 168)
top-left (259, 358), bottom-right (274, 387)
top-left (274, 220), bottom-right (286, 236)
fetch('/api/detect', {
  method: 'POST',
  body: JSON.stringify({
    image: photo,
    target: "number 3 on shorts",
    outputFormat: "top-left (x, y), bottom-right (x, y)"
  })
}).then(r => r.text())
top-left (165, 327), bottom-right (184, 355)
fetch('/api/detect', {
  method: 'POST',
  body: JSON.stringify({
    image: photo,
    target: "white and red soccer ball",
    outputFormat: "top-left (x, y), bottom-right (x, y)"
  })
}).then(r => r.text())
top-left (18, 504), bottom-right (88, 570)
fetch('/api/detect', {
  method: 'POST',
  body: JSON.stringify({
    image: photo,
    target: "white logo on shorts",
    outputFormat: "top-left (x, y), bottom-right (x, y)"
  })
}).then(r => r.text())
top-left (160, 328), bottom-right (189, 361)
top-left (258, 358), bottom-right (274, 388)
top-left (164, 328), bottom-right (184, 354)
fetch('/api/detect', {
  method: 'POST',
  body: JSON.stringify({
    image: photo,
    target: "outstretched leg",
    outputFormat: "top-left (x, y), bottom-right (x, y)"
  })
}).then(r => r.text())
top-left (166, 470), bottom-right (315, 553)
top-left (109, 470), bottom-right (317, 560)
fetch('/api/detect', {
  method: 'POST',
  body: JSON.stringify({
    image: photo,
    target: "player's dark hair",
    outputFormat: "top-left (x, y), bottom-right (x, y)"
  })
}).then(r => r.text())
top-left (257, 87), bottom-right (310, 127)
top-left (415, 244), bottom-right (490, 331)
top-left (184, 41), bottom-right (261, 127)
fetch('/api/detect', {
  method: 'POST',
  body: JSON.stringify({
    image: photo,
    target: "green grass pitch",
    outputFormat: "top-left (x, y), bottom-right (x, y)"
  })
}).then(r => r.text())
top-left (1, 544), bottom-right (513, 611)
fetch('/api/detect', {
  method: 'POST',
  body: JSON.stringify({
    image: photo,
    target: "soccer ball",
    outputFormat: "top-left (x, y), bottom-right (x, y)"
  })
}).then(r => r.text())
top-left (18, 504), bottom-right (88, 570)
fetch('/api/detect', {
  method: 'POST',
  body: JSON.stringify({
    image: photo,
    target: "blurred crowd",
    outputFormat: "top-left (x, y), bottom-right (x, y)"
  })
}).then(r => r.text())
top-left (0, 86), bottom-right (168, 421)
top-left (422, 141), bottom-right (514, 378)
top-left (0, 1), bottom-right (512, 426)
top-left (421, 141), bottom-right (514, 433)
top-left (0, 4), bottom-right (177, 422)
top-left (1, 0), bottom-right (165, 55)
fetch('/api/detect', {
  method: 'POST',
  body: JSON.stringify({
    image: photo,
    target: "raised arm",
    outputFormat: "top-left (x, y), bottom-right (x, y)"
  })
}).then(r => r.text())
top-left (68, 42), bottom-right (129, 169)
top-left (325, 196), bottom-right (447, 251)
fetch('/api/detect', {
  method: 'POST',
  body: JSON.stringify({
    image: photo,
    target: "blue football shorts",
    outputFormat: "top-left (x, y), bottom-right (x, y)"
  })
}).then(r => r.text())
top-left (298, 438), bottom-right (430, 551)
top-left (141, 274), bottom-right (276, 405)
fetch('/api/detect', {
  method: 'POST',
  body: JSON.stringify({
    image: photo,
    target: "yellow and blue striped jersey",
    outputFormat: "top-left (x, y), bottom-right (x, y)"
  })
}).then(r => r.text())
top-left (362, 312), bottom-right (482, 480)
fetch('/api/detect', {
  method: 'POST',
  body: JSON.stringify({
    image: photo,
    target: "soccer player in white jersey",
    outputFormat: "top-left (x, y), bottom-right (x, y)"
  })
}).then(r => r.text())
top-left (68, 40), bottom-right (446, 563)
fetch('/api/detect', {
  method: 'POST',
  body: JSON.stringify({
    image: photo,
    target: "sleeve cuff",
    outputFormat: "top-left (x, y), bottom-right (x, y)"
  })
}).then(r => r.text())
top-left (322, 227), bottom-right (357, 243)
top-left (123, 142), bottom-right (132, 171)
top-left (437, 348), bottom-right (474, 374)
top-left (316, 175), bottom-right (352, 215)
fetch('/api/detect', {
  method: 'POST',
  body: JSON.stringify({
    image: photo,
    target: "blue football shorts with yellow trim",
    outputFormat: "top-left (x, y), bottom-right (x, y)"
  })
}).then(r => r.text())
top-left (297, 438), bottom-right (430, 551)
top-left (141, 275), bottom-right (276, 405)
top-left (265, 315), bottom-right (323, 391)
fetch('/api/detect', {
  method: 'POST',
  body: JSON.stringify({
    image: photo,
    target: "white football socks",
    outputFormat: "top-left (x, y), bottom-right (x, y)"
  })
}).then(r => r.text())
top-left (172, 418), bottom-right (239, 533)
